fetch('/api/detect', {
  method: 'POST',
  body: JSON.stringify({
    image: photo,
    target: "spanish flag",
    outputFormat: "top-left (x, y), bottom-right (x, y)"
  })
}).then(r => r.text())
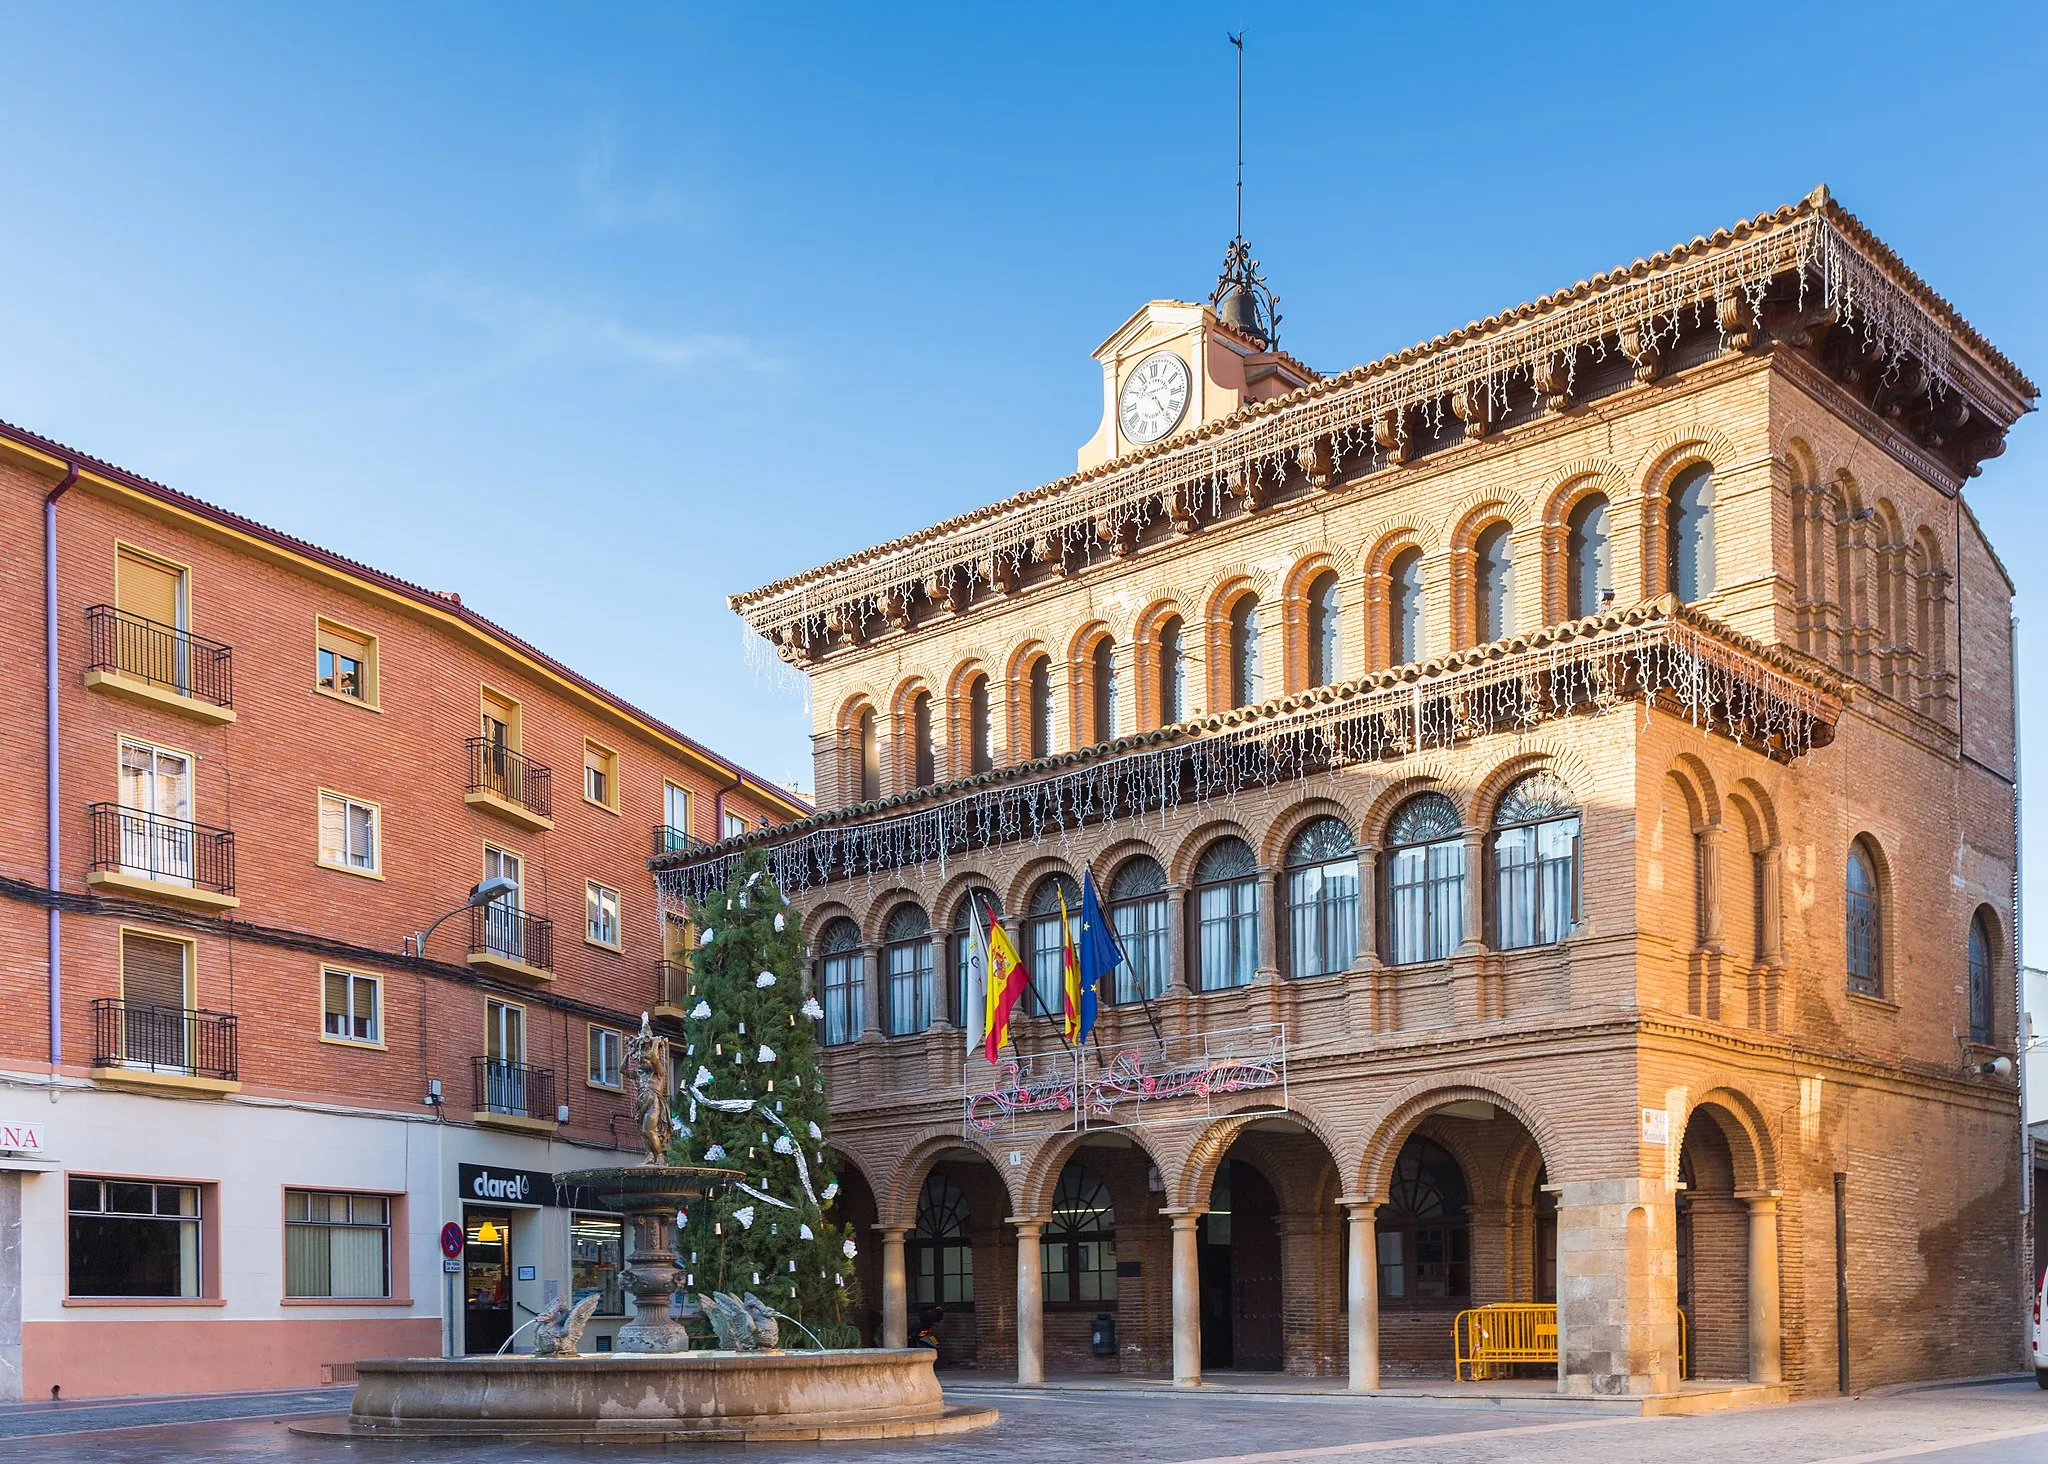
top-left (981, 907), bottom-right (1028, 1063)
top-left (1058, 886), bottom-right (1082, 1043)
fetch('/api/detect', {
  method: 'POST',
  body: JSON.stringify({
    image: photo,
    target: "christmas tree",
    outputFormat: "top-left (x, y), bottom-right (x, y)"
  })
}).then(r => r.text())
top-left (671, 852), bottom-right (860, 1343)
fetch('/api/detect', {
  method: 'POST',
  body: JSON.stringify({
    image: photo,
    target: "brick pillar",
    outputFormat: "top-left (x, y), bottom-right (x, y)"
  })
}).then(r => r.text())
top-left (1556, 1179), bottom-right (1680, 1396)
top-left (1339, 1197), bottom-right (1380, 1389)
top-left (1013, 1218), bottom-right (1045, 1385)
top-left (878, 1225), bottom-right (910, 1347)
top-left (1274, 1211), bottom-right (1327, 1374)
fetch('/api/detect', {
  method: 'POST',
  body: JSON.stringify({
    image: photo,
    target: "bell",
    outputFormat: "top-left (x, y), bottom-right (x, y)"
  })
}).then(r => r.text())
top-left (1219, 285), bottom-right (1261, 340)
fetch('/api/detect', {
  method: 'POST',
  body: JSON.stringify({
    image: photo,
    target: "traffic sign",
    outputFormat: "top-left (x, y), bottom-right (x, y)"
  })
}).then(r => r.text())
top-left (440, 1221), bottom-right (465, 1259)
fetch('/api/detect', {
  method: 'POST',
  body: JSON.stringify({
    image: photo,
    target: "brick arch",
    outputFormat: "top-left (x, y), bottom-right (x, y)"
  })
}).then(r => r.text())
top-left (1432, 486), bottom-right (1533, 549)
top-left (1018, 1126), bottom-right (1177, 1217)
top-left (1726, 777), bottom-right (1780, 851)
top-left (1662, 763), bottom-right (1710, 833)
top-left (1636, 425), bottom-right (1740, 500)
top-left (1358, 1077), bottom-right (1566, 1198)
top-left (1065, 618), bottom-right (1114, 663)
top-left (862, 885), bottom-right (928, 945)
top-left (1261, 794), bottom-right (1362, 869)
top-left (801, 899), bottom-right (861, 948)
top-left (825, 1141), bottom-right (889, 1215)
top-left (1538, 460), bottom-right (1628, 526)
top-left (1675, 1083), bottom-right (1778, 1194)
top-left (1773, 425), bottom-right (1822, 487)
top-left (1361, 761), bottom-right (1469, 846)
top-left (1005, 854), bottom-right (1080, 920)
top-left (1166, 814), bottom-right (1261, 886)
top-left (1173, 1103), bottom-right (1353, 1211)
top-left (1469, 742), bottom-right (1598, 831)
top-left (1361, 523), bottom-right (1426, 576)
top-left (882, 1128), bottom-right (1017, 1226)
top-left (1672, 752), bottom-right (1723, 826)
top-left (930, 867), bottom-right (1006, 927)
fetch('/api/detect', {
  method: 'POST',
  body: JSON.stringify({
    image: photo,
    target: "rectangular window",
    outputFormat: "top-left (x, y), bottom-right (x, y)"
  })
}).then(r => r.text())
top-left (587, 1026), bottom-right (623, 1089)
top-left (584, 741), bottom-right (618, 810)
top-left (284, 1190), bottom-right (391, 1299)
top-left (317, 791), bottom-right (380, 873)
top-left (571, 1213), bottom-right (626, 1316)
top-left (315, 618), bottom-right (377, 705)
top-left (118, 930), bottom-right (194, 1070)
top-left (68, 1176), bottom-right (201, 1298)
top-left (723, 811), bottom-right (747, 840)
top-left (116, 545), bottom-right (187, 628)
top-left (659, 783), bottom-right (692, 855)
top-left (586, 882), bottom-right (621, 949)
top-left (322, 969), bottom-right (381, 1045)
top-left (481, 689), bottom-right (520, 752)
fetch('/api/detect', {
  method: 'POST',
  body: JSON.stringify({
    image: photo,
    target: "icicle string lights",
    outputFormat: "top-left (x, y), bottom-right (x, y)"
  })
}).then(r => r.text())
top-left (659, 606), bottom-right (1840, 904)
top-left (736, 208), bottom-right (1994, 654)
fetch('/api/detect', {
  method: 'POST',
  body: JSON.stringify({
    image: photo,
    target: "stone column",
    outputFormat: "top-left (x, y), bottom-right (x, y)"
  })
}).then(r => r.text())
top-left (1758, 847), bottom-right (1784, 964)
top-left (1338, 1197), bottom-right (1380, 1390)
top-left (878, 1225), bottom-right (910, 1348)
top-left (1740, 1192), bottom-right (1782, 1383)
top-left (1165, 885), bottom-right (1190, 995)
top-left (1164, 1208), bottom-right (1205, 1386)
top-left (1255, 867), bottom-right (1281, 980)
top-left (928, 930), bottom-right (954, 1029)
top-left (1555, 1179), bottom-right (1680, 1397)
top-left (1356, 848), bottom-right (1378, 965)
top-left (1697, 823), bottom-right (1725, 951)
top-left (1459, 832), bottom-right (1486, 950)
top-left (1012, 1218), bottom-right (1045, 1385)
top-left (861, 943), bottom-right (884, 1040)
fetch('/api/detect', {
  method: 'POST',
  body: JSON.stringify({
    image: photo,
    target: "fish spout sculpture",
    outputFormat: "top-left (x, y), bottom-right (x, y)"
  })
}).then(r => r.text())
top-left (531, 1292), bottom-right (605, 1358)
top-left (699, 1290), bottom-right (781, 1351)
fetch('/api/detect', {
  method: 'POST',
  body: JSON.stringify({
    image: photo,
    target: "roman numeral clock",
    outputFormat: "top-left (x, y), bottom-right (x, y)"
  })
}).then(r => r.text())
top-left (1117, 349), bottom-right (1192, 447)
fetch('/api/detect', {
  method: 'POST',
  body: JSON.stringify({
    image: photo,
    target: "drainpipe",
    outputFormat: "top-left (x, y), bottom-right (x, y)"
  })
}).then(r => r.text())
top-left (46, 461), bottom-right (78, 1069)
top-left (711, 768), bottom-right (746, 846)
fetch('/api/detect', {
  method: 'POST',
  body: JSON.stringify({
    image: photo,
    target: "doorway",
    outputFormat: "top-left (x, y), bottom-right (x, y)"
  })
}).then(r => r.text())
top-left (1199, 1159), bottom-right (1283, 1371)
top-left (464, 1210), bottom-right (514, 1354)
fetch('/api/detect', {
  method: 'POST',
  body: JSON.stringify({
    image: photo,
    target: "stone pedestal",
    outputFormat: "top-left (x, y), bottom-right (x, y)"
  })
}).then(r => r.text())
top-left (556, 1165), bottom-right (736, 1355)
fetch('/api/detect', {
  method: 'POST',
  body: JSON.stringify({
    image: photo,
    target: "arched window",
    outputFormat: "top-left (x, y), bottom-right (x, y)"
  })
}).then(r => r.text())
top-left (1567, 494), bottom-right (1612, 618)
top-left (1389, 548), bottom-right (1425, 665)
top-left (1385, 793), bottom-right (1464, 965)
top-left (1474, 523), bottom-right (1513, 643)
top-left (1668, 464), bottom-right (1716, 603)
top-left (1157, 615), bottom-right (1187, 725)
top-left (910, 692), bottom-right (936, 789)
top-left (1492, 771), bottom-right (1581, 950)
top-left (1027, 874), bottom-right (1081, 1017)
top-left (882, 904), bottom-right (934, 1036)
top-left (910, 1173), bottom-right (972, 1306)
top-left (952, 888), bottom-right (1002, 1030)
top-left (1285, 817), bottom-right (1358, 977)
top-left (1193, 836), bottom-right (1260, 990)
top-left (1846, 838), bottom-right (1882, 997)
top-left (1026, 655), bottom-right (1053, 760)
top-left (815, 918), bottom-right (863, 1046)
top-left (1228, 595), bottom-right (1263, 707)
top-left (1968, 908), bottom-right (1996, 1044)
top-left (1091, 639), bottom-right (1119, 742)
top-left (856, 707), bottom-right (879, 803)
top-left (1042, 1163), bottom-right (1116, 1304)
top-left (1377, 1136), bottom-right (1471, 1304)
top-left (1107, 856), bottom-right (1169, 1003)
top-left (967, 674), bottom-right (993, 775)
top-left (1307, 572), bottom-right (1342, 686)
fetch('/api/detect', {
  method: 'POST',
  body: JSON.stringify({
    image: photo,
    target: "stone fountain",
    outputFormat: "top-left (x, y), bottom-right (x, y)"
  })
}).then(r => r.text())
top-left (297, 1020), bottom-right (995, 1444)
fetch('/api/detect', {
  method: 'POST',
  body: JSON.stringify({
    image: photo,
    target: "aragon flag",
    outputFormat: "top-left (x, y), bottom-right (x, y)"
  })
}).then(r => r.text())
top-left (1058, 886), bottom-right (1082, 1043)
top-left (1076, 868), bottom-right (1124, 1046)
top-left (981, 906), bottom-right (1028, 1063)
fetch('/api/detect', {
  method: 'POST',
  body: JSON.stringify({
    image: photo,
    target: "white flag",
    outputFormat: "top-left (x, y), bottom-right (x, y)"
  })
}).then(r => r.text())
top-left (962, 892), bottom-right (990, 1060)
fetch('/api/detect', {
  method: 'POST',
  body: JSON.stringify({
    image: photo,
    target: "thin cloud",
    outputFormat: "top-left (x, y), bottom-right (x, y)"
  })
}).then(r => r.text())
top-left (419, 278), bottom-right (784, 376)
top-left (574, 120), bottom-right (700, 232)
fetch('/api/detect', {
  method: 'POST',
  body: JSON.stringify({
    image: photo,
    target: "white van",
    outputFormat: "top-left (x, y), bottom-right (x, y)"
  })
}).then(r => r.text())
top-left (2035, 1264), bottom-right (2048, 1387)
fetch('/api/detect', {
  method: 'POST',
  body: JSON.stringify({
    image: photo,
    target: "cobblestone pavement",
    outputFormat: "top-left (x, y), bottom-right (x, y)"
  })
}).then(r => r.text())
top-left (0, 1378), bottom-right (2043, 1463)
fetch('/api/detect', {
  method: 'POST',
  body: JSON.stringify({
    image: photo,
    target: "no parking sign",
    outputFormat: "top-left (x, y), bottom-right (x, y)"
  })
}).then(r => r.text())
top-left (441, 1221), bottom-right (465, 1259)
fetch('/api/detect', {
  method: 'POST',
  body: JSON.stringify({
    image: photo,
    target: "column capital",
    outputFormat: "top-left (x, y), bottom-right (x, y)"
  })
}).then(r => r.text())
top-left (1006, 1215), bottom-right (1047, 1233)
top-left (1160, 1206), bottom-right (1208, 1226)
top-left (1734, 1189), bottom-right (1782, 1208)
top-left (873, 1223), bottom-right (912, 1240)
top-left (1334, 1194), bottom-right (1385, 1212)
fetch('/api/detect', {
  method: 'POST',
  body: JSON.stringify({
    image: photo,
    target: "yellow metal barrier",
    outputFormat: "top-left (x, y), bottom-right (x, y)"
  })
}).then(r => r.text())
top-left (1453, 1304), bottom-right (1557, 1380)
top-left (1453, 1304), bottom-right (1690, 1382)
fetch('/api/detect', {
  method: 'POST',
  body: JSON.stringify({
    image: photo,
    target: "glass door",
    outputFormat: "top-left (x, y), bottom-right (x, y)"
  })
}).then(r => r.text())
top-left (463, 1210), bottom-right (514, 1354)
top-left (481, 848), bottom-right (523, 961)
top-left (118, 740), bottom-right (193, 885)
top-left (484, 999), bottom-right (526, 1115)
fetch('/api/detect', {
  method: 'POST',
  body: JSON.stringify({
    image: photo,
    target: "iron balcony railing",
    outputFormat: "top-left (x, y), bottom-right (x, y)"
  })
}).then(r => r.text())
top-left (84, 604), bottom-right (234, 709)
top-left (87, 803), bottom-right (236, 895)
top-left (653, 824), bottom-right (704, 858)
top-left (92, 998), bottom-right (238, 1082)
top-left (656, 958), bottom-right (690, 1010)
top-left (465, 737), bottom-right (552, 819)
top-left (468, 903), bottom-right (554, 972)
top-left (472, 1056), bottom-right (555, 1121)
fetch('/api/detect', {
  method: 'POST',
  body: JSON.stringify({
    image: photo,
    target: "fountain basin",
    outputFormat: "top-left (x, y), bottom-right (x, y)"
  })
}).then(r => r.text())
top-left (294, 1348), bottom-right (996, 1443)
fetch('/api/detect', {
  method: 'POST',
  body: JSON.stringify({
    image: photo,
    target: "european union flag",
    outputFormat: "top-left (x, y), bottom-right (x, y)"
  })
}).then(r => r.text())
top-left (1076, 869), bottom-right (1124, 1045)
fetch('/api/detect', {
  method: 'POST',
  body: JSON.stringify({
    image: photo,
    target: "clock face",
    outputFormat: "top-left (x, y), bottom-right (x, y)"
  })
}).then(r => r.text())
top-left (1118, 351), bottom-right (1191, 446)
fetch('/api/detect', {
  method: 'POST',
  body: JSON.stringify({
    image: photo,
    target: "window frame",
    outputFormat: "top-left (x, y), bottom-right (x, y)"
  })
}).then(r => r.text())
top-left (1193, 838), bottom-right (1260, 992)
top-left (314, 615), bottom-right (380, 710)
top-left (1666, 463), bottom-right (1717, 604)
top-left (1306, 573), bottom-right (1341, 687)
top-left (570, 1210), bottom-right (627, 1316)
top-left (816, 919), bottom-right (864, 1047)
top-left (1228, 595), bottom-right (1262, 708)
top-left (67, 1173), bottom-right (207, 1300)
top-left (1026, 876), bottom-right (1081, 1017)
top-left (1489, 773), bottom-right (1582, 952)
top-left (909, 1172), bottom-right (974, 1308)
top-left (1845, 838), bottom-right (1884, 999)
top-left (283, 1188), bottom-right (393, 1301)
top-left (587, 1024), bottom-right (625, 1090)
top-left (1284, 818), bottom-right (1359, 978)
top-left (320, 966), bottom-right (384, 1049)
top-left (1383, 794), bottom-right (1466, 966)
top-left (1041, 1163), bottom-right (1117, 1307)
top-left (315, 788), bottom-right (383, 878)
top-left (882, 904), bottom-right (936, 1037)
top-left (659, 781), bottom-right (693, 855)
top-left (582, 739), bottom-right (620, 813)
top-left (1107, 857), bottom-right (1170, 1004)
top-left (1388, 548), bottom-right (1425, 665)
top-left (1566, 494), bottom-right (1614, 619)
top-left (1376, 1137), bottom-right (1472, 1308)
top-left (585, 880), bottom-right (623, 951)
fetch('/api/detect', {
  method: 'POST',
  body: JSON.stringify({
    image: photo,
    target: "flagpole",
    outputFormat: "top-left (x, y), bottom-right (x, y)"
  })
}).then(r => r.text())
top-left (1093, 859), bottom-right (1166, 1047)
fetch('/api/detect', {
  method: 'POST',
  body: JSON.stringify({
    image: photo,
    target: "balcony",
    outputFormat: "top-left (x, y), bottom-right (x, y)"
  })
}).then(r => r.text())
top-left (653, 824), bottom-right (703, 859)
top-left (82, 605), bottom-right (236, 724)
top-left (90, 998), bottom-right (240, 1096)
top-left (463, 738), bottom-right (553, 830)
top-left (471, 1056), bottom-right (557, 1134)
top-left (466, 903), bottom-right (554, 985)
top-left (85, 803), bottom-right (239, 912)
top-left (654, 958), bottom-right (691, 1021)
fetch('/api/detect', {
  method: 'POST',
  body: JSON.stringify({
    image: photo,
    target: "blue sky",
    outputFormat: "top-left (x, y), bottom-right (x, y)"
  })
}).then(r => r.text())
top-left (4, 4), bottom-right (2043, 946)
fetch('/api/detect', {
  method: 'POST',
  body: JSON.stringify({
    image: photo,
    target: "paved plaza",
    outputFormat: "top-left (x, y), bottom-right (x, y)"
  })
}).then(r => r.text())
top-left (1, 1377), bottom-right (2044, 1464)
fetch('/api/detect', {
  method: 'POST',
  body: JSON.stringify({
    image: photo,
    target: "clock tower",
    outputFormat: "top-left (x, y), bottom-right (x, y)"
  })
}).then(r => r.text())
top-left (1077, 295), bottom-right (1316, 470)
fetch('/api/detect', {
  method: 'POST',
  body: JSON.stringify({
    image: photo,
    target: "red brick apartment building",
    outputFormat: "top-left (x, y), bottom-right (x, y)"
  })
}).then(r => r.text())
top-left (0, 423), bottom-right (805, 1399)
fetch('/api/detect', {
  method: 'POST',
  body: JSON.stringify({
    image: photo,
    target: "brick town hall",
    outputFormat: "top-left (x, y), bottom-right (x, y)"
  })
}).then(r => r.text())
top-left (655, 190), bottom-right (2036, 1397)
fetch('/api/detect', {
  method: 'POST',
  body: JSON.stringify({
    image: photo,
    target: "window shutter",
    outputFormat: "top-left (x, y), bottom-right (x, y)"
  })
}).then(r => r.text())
top-left (348, 801), bottom-right (375, 865)
top-left (122, 933), bottom-right (188, 1008)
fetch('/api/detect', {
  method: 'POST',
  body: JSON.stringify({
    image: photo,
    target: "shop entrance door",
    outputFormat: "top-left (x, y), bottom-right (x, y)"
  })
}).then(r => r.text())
top-left (464, 1210), bottom-right (514, 1354)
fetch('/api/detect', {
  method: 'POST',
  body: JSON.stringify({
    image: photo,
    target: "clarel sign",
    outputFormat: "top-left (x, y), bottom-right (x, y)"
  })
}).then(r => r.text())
top-left (458, 1163), bottom-right (557, 1206)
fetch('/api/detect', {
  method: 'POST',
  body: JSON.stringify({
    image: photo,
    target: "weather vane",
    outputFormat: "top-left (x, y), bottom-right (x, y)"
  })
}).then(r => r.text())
top-left (1211, 30), bottom-right (1281, 350)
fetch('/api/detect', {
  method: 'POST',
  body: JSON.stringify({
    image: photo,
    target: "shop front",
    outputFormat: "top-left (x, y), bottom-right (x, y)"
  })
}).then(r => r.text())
top-left (449, 1158), bottom-right (626, 1355)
